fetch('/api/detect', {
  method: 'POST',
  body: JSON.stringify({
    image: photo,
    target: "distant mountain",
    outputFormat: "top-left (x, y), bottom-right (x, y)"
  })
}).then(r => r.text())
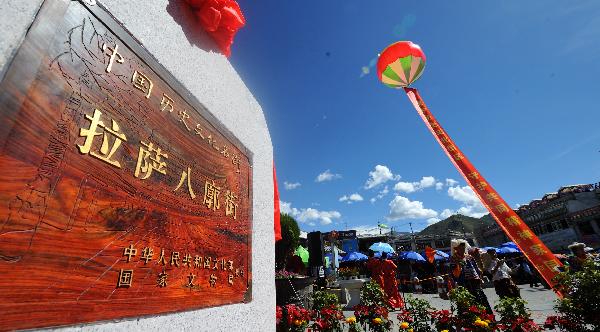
top-left (419, 214), bottom-right (495, 235)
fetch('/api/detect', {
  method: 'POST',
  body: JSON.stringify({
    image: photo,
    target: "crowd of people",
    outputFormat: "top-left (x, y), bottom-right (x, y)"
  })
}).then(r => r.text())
top-left (345, 238), bottom-right (600, 315)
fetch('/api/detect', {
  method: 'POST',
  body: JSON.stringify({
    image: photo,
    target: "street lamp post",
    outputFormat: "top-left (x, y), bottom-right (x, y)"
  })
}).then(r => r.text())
top-left (409, 222), bottom-right (416, 251)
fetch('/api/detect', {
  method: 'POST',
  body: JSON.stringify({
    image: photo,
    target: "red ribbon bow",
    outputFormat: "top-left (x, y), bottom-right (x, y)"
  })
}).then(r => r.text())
top-left (185, 0), bottom-right (246, 57)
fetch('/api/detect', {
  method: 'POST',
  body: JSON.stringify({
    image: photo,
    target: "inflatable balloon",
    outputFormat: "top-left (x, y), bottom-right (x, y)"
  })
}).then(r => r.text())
top-left (377, 41), bottom-right (426, 88)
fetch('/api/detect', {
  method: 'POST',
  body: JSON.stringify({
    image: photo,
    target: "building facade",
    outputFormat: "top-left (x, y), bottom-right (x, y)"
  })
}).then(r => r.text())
top-left (479, 183), bottom-right (600, 252)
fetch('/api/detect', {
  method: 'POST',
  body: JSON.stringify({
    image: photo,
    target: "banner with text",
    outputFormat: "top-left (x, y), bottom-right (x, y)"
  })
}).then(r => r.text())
top-left (404, 87), bottom-right (563, 293)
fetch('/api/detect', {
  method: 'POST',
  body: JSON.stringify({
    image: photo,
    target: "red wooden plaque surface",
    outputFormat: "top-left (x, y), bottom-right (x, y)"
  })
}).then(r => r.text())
top-left (0, 1), bottom-right (252, 330)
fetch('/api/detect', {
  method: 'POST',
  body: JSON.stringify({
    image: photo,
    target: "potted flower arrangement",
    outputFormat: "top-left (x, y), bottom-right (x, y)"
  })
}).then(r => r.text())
top-left (353, 281), bottom-right (393, 332)
top-left (311, 290), bottom-right (345, 332)
top-left (338, 267), bottom-right (359, 280)
top-left (277, 304), bottom-right (313, 332)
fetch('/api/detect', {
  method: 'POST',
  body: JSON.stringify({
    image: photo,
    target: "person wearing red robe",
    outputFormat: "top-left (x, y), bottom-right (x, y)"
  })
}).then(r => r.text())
top-left (380, 252), bottom-right (404, 309)
top-left (367, 253), bottom-right (384, 290)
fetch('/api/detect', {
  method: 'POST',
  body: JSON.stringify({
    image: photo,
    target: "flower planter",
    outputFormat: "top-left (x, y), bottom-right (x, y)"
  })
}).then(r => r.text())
top-left (275, 277), bottom-right (315, 307)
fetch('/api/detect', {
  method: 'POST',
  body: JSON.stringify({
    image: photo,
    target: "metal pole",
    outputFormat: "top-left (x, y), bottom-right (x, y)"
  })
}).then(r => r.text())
top-left (409, 222), bottom-right (416, 251)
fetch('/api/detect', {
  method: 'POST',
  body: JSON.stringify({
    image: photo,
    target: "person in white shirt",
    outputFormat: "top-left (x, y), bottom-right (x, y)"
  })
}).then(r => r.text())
top-left (486, 249), bottom-right (520, 298)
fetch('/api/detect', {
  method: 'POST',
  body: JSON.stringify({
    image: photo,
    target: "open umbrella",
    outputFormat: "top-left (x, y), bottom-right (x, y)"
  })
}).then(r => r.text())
top-left (369, 242), bottom-right (395, 253)
top-left (422, 249), bottom-right (449, 262)
top-left (341, 251), bottom-right (368, 262)
top-left (295, 246), bottom-right (309, 266)
top-left (432, 250), bottom-right (449, 261)
top-left (374, 251), bottom-right (397, 259)
top-left (479, 246), bottom-right (496, 252)
top-left (500, 242), bottom-right (519, 249)
top-left (399, 251), bottom-right (426, 262)
top-left (496, 246), bottom-right (520, 254)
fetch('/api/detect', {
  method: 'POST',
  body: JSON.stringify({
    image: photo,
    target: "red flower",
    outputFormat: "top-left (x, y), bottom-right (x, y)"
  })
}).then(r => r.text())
top-left (184, 0), bottom-right (245, 56)
top-left (469, 305), bottom-right (483, 314)
top-left (276, 306), bottom-right (283, 325)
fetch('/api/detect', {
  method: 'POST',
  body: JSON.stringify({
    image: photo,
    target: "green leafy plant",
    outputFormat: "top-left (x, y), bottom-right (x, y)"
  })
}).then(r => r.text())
top-left (495, 297), bottom-right (541, 332)
top-left (312, 304), bottom-right (345, 332)
top-left (359, 281), bottom-right (387, 308)
top-left (449, 287), bottom-right (495, 331)
top-left (546, 260), bottom-right (600, 331)
top-left (275, 213), bottom-right (300, 270)
top-left (396, 295), bottom-right (435, 332)
top-left (312, 290), bottom-right (339, 311)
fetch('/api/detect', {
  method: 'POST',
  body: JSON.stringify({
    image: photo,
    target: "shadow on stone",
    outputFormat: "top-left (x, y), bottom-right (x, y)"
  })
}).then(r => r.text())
top-left (166, 1), bottom-right (221, 55)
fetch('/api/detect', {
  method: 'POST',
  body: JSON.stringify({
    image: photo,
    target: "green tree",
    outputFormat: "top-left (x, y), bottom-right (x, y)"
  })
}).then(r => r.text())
top-left (275, 213), bottom-right (300, 270)
top-left (551, 260), bottom-right (600, 331)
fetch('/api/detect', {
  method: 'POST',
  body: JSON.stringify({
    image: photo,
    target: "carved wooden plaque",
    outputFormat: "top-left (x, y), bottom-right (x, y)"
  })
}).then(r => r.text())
top-left (0, 1), bottom-right (252, 330)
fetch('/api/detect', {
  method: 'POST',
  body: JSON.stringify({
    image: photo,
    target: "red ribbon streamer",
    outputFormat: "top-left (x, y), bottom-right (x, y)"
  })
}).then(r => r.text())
top-left (404, 87), bottom-right (563, 296)
top-left (273, 162), bottom-right (282, 242)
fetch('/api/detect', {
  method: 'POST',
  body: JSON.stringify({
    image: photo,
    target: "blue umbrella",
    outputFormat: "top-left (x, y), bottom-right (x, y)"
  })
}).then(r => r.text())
top-left (479, 246), bottom-right (496, 252)
top-left (399, 251), bottom-right (426, 262)
top-left (433, 250), bottom-right (449, 261)
top-left (374, 251), bottom-right (397, 259)
top-left (369, 242), bottom-right (395, 253)
top-left (421, 250), bottom-right (449, 261)
top-left (495, 246), bottom-right (520, 254)
top-left (341, 251), bottom-right (368, 262)
top-left (500, 242), bottom-right (519, 249)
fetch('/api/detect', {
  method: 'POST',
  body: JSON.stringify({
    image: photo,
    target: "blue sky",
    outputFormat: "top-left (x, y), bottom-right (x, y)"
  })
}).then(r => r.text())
top-left (231, 1), bottom-right (600, 234)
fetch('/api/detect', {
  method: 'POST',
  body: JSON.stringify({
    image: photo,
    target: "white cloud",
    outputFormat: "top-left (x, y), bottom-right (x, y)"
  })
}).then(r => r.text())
top-left (393, 176), bottom-right (437, 193)
top-left (280, 201), bottom-right (341, 225)
top-left (419, 176), bottom-right (436, 189)
top-left (386, 195), bottom-right (438, 221)
top-left (447, 185), bottom-right (481, 206)
top-left (370, 186), bottom-right (390, 203)
top-left (440, 209), bottom-right (455, 219)
top-left (315, 169), bottom-right (342, 182)
top-left (435, 182), bottom-right (444, 190)
top-left (394, 182), bottom-right (417, 193)
top-left (445, 178), bottom-right (459, 187)
top-left (284, 181), bottom-right (301, 190)
top-left (427, 217), bottom-right (441, 225)
top-left (339, 193), bottom-right (364, 204)
top-left (443, 185), bottom-right (488, 218)
top-left (456, 205), bottom-right (488, 218)
top-left (364, 165), bottom-right (400, 189)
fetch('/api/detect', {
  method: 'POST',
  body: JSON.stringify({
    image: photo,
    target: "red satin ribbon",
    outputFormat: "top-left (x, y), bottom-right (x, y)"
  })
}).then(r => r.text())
top-left (185, 0), bottom-right (246, 57)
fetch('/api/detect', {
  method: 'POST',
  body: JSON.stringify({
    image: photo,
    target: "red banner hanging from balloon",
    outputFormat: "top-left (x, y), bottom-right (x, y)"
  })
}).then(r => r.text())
top-left (404, 87), bottom-right (563, 294)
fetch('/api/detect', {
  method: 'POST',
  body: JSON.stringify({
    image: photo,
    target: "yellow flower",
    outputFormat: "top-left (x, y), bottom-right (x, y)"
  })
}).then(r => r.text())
top-left (293, 319), bottom-right (302, 326)
top-left (441, 330), bottom-right (450, 332)
top-left (400, 321), bottom-right (410, 329)
top-left (372, 317), bottom-right (383, 325)
top-left (408, 329), bottom-right (414, 332)
top-left (474, 318), bottom-right (488, 327)
top-left (346, 316), bottom-right (357, 324)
